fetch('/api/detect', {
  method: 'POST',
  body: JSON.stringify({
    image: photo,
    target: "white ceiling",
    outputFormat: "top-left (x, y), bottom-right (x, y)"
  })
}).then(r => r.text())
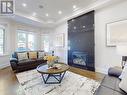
top-left (15, 0), bottom-right (96, 22)
top-left (11, 0), bottom-right (123, 28)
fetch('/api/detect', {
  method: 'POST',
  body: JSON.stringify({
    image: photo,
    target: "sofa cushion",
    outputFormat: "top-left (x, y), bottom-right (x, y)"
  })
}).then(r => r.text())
top-left (38, 51), bottom-right (45, 58)
top-left (28, 52), bottom-right (37, 59)
top-left (101, 75), bottom-right (126, 94)
top-left (17, 59), bottom-right (36, 66)
top-left (119, 64), bottom-right (127, 80)
top-left (17, 52), bottom-right (28, 61)
top-left (94, 85), bottom-right (124, 95)
top-left (119, 67), bottom-right (127, 94)
top-left (36, 58), bottom-right (46, 63)
top-left (108, 67), bottom-right (122, 77)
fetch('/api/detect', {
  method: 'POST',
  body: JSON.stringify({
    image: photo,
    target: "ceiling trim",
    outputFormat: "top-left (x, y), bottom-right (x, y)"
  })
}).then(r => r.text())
top-left (55, 0), bottom-right (123, 25)
top-left (11, 12), bottom-right (55, 28)
top-left (11, 0), bottom-right (123, 28)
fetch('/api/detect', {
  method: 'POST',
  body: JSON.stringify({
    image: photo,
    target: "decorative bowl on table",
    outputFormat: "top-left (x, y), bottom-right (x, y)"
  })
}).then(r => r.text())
top-left (52, 64), bottom-right (62, 69)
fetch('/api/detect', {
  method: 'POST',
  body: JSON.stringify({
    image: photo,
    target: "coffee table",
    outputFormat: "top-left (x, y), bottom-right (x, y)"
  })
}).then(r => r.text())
top-left (37, 63), bottom-right (69, 84)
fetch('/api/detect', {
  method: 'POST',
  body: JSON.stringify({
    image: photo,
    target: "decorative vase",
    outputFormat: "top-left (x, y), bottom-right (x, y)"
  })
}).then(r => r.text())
top-left (47, 61), bottom-right (54, 68)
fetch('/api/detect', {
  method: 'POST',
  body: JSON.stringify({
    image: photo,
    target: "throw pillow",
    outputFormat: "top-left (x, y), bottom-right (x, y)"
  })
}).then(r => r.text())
top-left (38, 51), bottom-right (45, 58)
top-left (17, 52), bottom-right (28, 61)
top-left (29, 52), bottom-right (37, 59)
top-left (108, 67), bottom-right (122, 77)
top-left (119, 68), bottom-right (127, 93)
top-left (119, 64), bottom-right (127, 79)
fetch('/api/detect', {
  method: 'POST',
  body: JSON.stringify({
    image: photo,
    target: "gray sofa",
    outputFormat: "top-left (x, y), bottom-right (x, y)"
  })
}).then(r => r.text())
top-left (94, 68), bottom-right (127, 95)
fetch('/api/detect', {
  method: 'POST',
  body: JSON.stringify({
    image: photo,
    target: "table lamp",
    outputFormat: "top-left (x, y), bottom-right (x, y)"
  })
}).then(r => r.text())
top-left (116, 44), bottom-right (127, 68)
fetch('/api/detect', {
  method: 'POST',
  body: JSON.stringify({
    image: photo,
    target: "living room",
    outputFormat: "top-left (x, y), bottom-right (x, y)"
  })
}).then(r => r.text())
top-left (0, 0), bottom-right (127, 95)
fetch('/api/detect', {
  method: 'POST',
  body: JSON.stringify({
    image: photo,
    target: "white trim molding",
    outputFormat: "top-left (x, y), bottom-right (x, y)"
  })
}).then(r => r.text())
top-left (95, 67), bottom-right (108, 74)
top-left (0, 62), bottom-right (10, 69)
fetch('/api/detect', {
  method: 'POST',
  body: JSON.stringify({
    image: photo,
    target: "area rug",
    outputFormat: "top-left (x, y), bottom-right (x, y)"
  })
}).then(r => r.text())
top-left (16, 69), bottom-right (100, 95)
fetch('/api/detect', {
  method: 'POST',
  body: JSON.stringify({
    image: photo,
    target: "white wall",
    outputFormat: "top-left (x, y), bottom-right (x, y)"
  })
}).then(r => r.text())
top-left (95, 1), bottom-right (127, 73)
top-left (0, 19), bottom-right (14, 69)
top-left (49, 22), bottom-right (68, 63)
top-left (52, 1), bottom-right (127, 74)
top-left (0, 18), bottom-right (51, 69)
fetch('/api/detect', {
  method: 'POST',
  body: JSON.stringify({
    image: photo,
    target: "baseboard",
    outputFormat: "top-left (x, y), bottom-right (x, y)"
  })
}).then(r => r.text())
top-left (95, 67), bottom-right (108, 74)
top-left (0, 63), bottom-right (10, 69)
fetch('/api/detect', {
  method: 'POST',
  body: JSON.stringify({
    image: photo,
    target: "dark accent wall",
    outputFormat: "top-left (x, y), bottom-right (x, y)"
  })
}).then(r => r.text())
top-left (68, 11), bottom-right (95, 71)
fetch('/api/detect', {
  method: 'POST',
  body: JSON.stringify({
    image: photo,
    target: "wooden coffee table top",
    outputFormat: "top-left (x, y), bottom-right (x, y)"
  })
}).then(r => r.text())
top-left (37, 63), bottom-right (70, 74)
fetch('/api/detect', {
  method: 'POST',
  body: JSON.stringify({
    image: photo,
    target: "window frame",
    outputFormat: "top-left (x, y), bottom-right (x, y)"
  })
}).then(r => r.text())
top-left (17, 31), bottom-right (27, 49)
top-left (16, 29), bottom-right (36, 51)
top-left (41, 34), bottom-right (50, 52)
top-left (28, 33), bottom-right (35, 50)
top-left (0, 25), bottom-right (5, 55)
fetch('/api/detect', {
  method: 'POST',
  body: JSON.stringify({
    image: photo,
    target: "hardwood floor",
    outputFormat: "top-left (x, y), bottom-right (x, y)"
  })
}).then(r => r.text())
top-left (0, 66), bottom-right (105, 95)
top-left (0, 67), bottom-right (25, 95)
top-left (69, 67), bottom-right (105, 81)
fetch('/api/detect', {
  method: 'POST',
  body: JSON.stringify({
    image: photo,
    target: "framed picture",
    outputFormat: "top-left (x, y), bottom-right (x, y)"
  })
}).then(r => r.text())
top-left (106, 19), bottom-right (127, 47)
top-left (55, 33), bottom-right (64, 47)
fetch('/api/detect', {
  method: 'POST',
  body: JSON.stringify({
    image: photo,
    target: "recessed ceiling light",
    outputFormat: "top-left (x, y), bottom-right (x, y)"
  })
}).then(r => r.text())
top-left (38, 5), bottom-right (43, 9)
top-left (73, 5), bottom-right (77, 9)
top-left (74, 26), bottom-right (77, 29)
top-left (46, 13), bottom-right (49, 17)
top-left (58, 11), bottom-right (62, 14)
top-left (83, 26), bottom-right (86, 28)
top-left (32, 12), bottom-right (37, 16)
top-left (47, 20), bottom-right (53, 23)
top-left (22, 3), bottom-right (27, 7)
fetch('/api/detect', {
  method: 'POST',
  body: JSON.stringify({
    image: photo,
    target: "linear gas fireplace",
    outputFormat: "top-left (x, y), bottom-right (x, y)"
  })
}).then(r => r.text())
top-left (72, 52), bottom-right (88, 66)
top-left (68, 11), bottom-right (95, 71)
top-left (68, 51), bottom-right (94, 71)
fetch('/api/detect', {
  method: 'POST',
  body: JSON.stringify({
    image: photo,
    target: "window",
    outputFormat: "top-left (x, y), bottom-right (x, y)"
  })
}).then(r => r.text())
top-left (0, 27), bottom-right (5, 54)
top-left (28, 34), bottom-right (34, 50)
top-left (41, 35), bottom-right (50, 52)
top-left (17, 30), bottom-right (35, 51)
top-left (17, 32), bottom-right (26, 48)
